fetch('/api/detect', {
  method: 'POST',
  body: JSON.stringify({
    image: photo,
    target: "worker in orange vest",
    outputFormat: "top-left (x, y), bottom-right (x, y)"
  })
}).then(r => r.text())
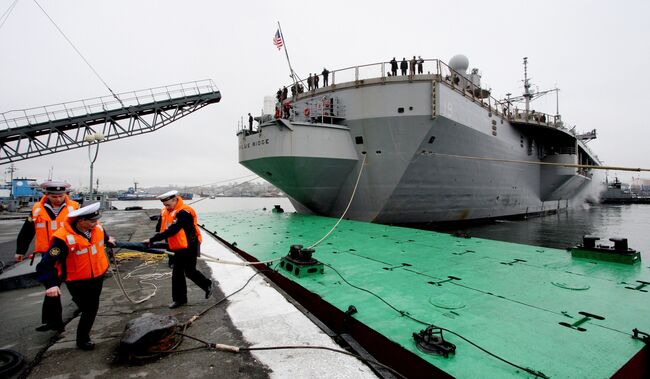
top-left (144, 190), bottom-right (214, 309)
top-left (36, 202), bottom-right (116, 350)
top-left (15, 181), bottom-right (80, 332)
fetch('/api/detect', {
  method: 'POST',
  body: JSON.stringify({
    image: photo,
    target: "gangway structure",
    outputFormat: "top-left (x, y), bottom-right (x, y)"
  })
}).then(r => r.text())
top-left (0, 79), bottom-right (221, 164)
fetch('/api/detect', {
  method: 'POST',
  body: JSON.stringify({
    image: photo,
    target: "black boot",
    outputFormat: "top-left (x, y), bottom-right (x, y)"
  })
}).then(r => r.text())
top-left (205, 282), bottom-right (214, 299)
top-left (76, 340), bottom-right (95, 351)
top-left (168, 301), bottom-right (186, 309)
top-left (35, 323), bottom-right (64, 332)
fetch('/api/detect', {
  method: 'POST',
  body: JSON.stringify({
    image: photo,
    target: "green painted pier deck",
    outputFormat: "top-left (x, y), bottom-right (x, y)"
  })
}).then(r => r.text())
top-left (201, 210), bottom-right (649, 378)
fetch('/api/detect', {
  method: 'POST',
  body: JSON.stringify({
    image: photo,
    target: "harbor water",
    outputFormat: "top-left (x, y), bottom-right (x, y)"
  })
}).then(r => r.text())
top-left (112, 198), bottom-right (650, 260)
top-left (112, 196), bottom-right (294, 214)
top-left (432, 203), bottom-right (650, 260)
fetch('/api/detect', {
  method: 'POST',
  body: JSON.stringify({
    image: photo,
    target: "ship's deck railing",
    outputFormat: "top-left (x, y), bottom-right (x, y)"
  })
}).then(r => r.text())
top-left (506, 109), bottom-right (600, 166)
top-left (278, 58), bottom-right (599, 163)
top-left (554, 146), bottom-right (577, 155)
top-left (292, 59), bottom-right (567, 128)
top-left (509, 109), bottom-right (562, 126)
top-left (1, 79), bottom-right (219, 130)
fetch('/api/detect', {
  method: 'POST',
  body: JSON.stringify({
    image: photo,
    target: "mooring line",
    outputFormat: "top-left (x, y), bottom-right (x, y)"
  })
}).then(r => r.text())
top-left (308, 153), bottom-right (367, 249)
top-left (433, 152), bottom-right (650, 172)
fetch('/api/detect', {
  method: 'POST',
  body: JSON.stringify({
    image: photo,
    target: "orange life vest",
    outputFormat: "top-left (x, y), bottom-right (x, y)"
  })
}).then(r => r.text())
top-left (160, 197), bottom-right (202, 251)
top-left (52, 222), bottom-right (108, 281)
top-left (31, 196), bottom-right (80, 253)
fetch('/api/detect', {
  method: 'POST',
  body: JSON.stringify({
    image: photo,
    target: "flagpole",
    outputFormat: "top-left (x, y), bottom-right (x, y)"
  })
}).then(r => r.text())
top-left (277, 21), bottom-right (296, 86)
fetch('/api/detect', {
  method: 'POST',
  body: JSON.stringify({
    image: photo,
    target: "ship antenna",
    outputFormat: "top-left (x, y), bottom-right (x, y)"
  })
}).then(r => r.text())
top-left (555, 84), bottom-right (560, 116)
top-left (277, 22), bottom-right (297, 88)
top-left (523, 57), bottom-right (531, 113)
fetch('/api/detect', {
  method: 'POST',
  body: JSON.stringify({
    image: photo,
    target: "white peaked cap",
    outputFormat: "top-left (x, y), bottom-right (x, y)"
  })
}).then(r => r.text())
top-left (40, 181), bottom-right (72, 194)
top-left (157, 190), bottom-right (179, 201)
top-left (68, 202), bottom-right (101, 220)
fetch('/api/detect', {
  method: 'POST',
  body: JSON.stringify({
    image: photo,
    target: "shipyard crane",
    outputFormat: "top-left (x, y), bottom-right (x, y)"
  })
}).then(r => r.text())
top-left (0, 80), bottom-right (221, 164)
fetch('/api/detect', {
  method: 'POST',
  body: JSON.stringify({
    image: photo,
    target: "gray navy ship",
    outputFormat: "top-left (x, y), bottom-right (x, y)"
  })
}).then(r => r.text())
top-left (600, 177), bottom-right (650, 204)
top-left (237, 55), bottom-right (602, 224)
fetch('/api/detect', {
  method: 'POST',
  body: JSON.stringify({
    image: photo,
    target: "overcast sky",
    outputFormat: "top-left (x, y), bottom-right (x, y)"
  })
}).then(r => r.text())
top-left (1, 0), bottom-right (648, 191)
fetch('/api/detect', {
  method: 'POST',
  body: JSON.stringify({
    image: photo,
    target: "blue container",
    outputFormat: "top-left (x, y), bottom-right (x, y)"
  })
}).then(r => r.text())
top-left (12, 178), bottom-right (42, 198)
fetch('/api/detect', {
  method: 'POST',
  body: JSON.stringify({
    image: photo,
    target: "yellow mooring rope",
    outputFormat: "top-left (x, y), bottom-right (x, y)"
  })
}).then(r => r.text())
top-left (432, 152), bottom-right (650, 172)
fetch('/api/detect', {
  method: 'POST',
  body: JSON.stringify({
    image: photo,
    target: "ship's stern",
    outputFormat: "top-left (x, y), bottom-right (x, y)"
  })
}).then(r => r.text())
top-left (238, 120), bottom-right (359, 215)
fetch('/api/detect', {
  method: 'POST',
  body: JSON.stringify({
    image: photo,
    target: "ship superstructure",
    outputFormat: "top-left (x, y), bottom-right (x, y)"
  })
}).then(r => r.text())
top-left (238, 56), bottom-right (601, 223)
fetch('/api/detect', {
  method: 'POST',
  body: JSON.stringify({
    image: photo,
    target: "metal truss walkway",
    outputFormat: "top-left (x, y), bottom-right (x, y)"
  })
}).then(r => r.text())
top-left (0, 79), bottom-right (221, 164)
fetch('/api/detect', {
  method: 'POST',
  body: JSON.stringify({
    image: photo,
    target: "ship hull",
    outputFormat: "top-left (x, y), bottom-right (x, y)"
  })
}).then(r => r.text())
top-left (241, 156), bottom-right (357, 215)
top-left (239, 73), bottom-right (600, 223)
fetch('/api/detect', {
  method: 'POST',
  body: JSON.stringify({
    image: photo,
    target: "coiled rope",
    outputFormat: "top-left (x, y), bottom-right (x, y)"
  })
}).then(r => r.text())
top-left (109, 251), bottom-right (171, 304)
top-left (109, 245), bottom-right (280, 305)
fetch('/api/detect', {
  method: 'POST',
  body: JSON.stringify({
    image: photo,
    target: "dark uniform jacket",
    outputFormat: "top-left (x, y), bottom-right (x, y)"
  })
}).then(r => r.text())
top-left (16, 199), bottom-right (73, 256)
top-left (150, 210), bottom-right (200, 253)
top-left (37, 223), bottom-right (113, 289)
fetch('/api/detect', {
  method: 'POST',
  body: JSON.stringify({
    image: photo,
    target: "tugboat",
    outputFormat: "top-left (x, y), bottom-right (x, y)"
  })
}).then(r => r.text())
top-left (117, 182), bottom-right (156, 200)
top-left (600, 177), bottom-right (650, 204)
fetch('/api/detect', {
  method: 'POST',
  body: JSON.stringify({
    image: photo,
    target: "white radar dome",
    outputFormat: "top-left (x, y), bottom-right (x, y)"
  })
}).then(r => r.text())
top-left (263, 96), bottom-right (276, 115)
top-left (449, 55), bottom-right (469, 73)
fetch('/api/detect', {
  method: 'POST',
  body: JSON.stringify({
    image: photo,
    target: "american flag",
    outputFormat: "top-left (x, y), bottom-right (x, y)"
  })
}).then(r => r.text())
top-left (273, 29), bottom-right (284, 50)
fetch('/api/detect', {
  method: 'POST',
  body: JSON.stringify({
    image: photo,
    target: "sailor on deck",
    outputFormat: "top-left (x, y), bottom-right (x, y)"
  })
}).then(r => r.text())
top-left (144, 190), bottom-right (214, 309)
top-left (390, 57), bottom-right (398, 76)
top-left (322, 67), bottom-right (330, 87)
top-left (36, 202), bottom-right (116, 350)
top-left (16, 181), bottom-right (79, 332)
top-left (400, 58), bottom-right (407, 75)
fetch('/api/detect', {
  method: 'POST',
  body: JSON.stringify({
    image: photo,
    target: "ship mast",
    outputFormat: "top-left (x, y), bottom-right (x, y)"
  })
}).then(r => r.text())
top-left (523, 57), bottom-right (531, 113)
top-left (507, 57), bottom-right (560, 117)
top-left (277, 22), bottom-right (297, 88)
